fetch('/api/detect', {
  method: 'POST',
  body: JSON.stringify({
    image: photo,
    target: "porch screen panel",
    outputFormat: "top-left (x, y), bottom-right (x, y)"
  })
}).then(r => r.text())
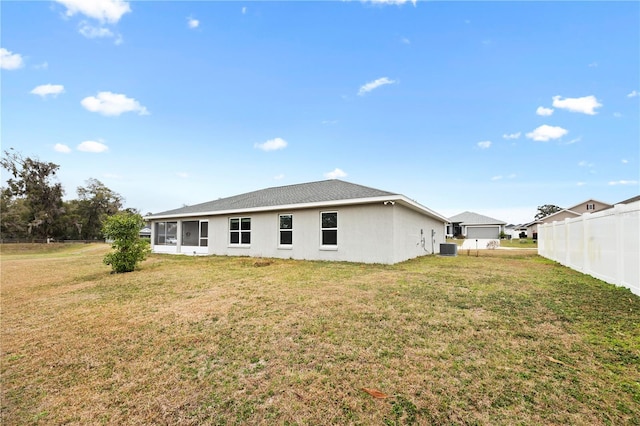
top-left (182, 221), bottom-right (199, 246)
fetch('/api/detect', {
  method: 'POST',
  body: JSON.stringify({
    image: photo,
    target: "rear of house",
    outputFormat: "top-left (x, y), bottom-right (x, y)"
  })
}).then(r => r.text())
top-left (145, 180), bottom-right (449, 264)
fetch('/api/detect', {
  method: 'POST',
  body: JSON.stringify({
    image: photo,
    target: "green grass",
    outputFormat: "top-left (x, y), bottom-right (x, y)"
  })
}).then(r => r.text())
top-left (1, 244), bottom-right (639, 425)
top-left (499, 238), bottom-right (538, 248)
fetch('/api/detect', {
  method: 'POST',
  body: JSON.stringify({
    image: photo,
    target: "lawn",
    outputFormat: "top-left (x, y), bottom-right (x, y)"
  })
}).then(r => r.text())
top-left (1, 244), bottom-right (638, 425)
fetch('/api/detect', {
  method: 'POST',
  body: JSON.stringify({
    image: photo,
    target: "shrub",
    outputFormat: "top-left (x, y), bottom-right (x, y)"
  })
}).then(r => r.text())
top-left (102, 212), bottom-right (150, 273)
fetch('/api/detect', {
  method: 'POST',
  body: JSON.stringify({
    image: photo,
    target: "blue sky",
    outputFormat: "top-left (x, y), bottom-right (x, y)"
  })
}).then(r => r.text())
top-left (1, 0), bottom-right (638, 224)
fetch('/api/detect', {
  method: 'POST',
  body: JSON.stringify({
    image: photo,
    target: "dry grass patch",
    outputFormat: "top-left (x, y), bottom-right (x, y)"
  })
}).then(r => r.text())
top-left (1, 244), bottom-right (639, 425)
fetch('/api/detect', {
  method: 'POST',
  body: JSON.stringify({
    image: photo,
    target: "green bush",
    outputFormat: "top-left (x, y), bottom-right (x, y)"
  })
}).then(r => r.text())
top-left (102, 212), bottom-right (150, 273)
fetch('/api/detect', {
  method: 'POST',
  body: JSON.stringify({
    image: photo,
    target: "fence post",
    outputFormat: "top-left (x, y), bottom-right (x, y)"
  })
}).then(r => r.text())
top-left (582, 213), bottom-right (589, 275)
top-left (615, 204), bottom-right (624, 287)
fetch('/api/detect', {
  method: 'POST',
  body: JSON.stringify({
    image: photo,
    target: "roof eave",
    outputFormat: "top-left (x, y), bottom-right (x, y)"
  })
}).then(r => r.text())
top-left (145, 195), bottom-right (449, 223)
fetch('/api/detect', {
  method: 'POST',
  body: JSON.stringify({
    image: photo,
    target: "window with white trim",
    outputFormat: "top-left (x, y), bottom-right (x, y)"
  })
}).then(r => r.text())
top-left (321, 211), bottom-right (337, 246)
top-left (199, 221), bottom-right (208, 247)
top-left (279, 214), bottom-right (293, 246)
top-left (155, 221), bottom-right (177, 245)
top-left (230, 217), bottom-right (251, 245)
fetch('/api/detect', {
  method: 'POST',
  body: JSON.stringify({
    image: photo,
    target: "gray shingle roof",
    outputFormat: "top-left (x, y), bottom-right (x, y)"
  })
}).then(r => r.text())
top-left (448, 211), bottom-right (506, 225)
top-left (149, 179), bottom-right (397, 217)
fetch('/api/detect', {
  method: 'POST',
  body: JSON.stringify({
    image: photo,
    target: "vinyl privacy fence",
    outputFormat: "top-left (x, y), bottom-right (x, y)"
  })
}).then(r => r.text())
top-left (538, 201), bottom-right (640, 296)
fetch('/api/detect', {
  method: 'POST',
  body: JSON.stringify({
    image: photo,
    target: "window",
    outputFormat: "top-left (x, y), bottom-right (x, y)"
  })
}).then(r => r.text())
top-left (181, 220), bottom-right (208, 247)
top-left (155, 221), bottom-right (177, 245)
top-left (200, 222), bottom-right (208, 247)
top-left (279, 214), bottom-right (293, 246)
top-left (587, 203), bottom-right (595, 211)
top-left (230, 217), bottom-right (251, 245)
top-left (321, 212), bottom-right (337, 246)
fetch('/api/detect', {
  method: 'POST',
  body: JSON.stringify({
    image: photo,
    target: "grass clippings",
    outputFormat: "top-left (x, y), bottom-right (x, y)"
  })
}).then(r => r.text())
top-left (1, 244), bottom-right (639, 425)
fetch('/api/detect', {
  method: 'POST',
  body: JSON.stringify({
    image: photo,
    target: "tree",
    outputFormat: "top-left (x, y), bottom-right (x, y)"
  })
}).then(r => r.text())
top-left (1, 149), bottom-right (64, 239)
top-left (102, 212), bottom-right (150, 273)
top-left (0, 193), bottom-right (29, 239)
top-left (76, 178), bottom-right (123, 239)
top-left (535, 204), bottom-right (563, 220)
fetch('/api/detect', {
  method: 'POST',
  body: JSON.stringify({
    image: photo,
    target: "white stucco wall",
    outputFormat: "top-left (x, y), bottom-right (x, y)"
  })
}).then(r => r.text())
top-left (392, 205), bottom-right (446, 263)
top-left (206, 203), bottom-right (396, 264)
top-left (151, 202), bottom-right (446, 264)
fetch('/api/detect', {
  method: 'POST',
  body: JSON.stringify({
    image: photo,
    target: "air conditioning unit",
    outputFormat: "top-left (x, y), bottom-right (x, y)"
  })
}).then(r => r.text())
top-left (439, 243), bottom-right (458, 257)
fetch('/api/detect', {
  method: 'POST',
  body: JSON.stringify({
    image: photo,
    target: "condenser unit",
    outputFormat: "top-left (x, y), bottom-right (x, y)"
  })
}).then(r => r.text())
top-left (439, 243), bottom-right (458, 257)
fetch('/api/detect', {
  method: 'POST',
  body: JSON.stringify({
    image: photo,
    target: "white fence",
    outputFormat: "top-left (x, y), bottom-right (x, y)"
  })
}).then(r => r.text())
top-left (538, 201), bottom-right (640, 296)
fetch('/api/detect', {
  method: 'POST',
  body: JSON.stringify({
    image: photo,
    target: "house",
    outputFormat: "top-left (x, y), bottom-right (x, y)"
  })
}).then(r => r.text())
top-left (144, 179), bottom-right (450, 264)
top-left (525, 198), bottom-right (613, 238)
top-left (446, 211), bottom-right (507, 239)
top-left (505, 224), bottom-right (528, 240)
top-left (139, 225), bottom-right (151, 240)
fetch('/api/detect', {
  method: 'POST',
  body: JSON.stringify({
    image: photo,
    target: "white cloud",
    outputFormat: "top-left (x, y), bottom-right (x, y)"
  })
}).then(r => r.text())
top-left (401, 37), bottom-right (410, 44)
top-left (588, 62), bottom-right (598, 68)
top-left (552, 95), bottom-right (602, 115)
top-left (0, 48), bottom-right (24, 70)
top-left (54, 0), bottom-right (131, 24)
top-left (78, 22), bottom-right (123, 44)
top-left (577, 182), bottom-right (586, 187)
top-left (34, 61), bottom-right (49, 70)
top-left (79, 22), bottom-right (113, 38)
top-left (242, 7), bottom-right (247, 14)
top-left (563, 137), bottom-right (581, 145)
top-left (324, 168), bottom-right (347, 179)
top-left (536, 106), bottom-right (554, 116)
top-left (77, 140), bottom-right (109, 153)
top-left (526, 125), bottom-right (568, 142)
top-left (627, 90), bottom-right (639, 98)
top-left (103, 173), bottom-right (122, 179)
top-left (613, 112), bottom-right (622, 118)
top-left (578, 160), bottom-right (594, 168)
top-left (187, 17), bottom-right (199, 29)
top-left (176, 172), bottom-right (189, 178)
top-left (491, 175), bottom-right (503, 181)
top-left (30, 84), bottom-right (65, 98)
top-left (54, 143), bottom-right (72, 153)
top-left (609, 180), bottom-right (638, 186)
top-left (358, 77), bottom-right (396, 96)
top-left (255, 137), bottom-right (288, 152)
top-left (274, 174), bottom-right (285, 180)
top-left (502, 132), bottom-right (521, 140)
top-left (622, 159), bottom-right (629, 164)
top-left (477, 141), bottom-right (492, 149)
top-left (81, 91), bottom-right (149, 116)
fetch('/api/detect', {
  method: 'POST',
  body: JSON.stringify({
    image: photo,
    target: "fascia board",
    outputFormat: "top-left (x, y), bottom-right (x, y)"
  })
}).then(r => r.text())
top-left (145, 195), bottom-right (450, 223)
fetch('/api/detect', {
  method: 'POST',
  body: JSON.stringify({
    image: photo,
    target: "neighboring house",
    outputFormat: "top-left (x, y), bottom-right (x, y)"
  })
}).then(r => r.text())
top-left (139, 225), bottom-right (151, 240)
top-left (505, 224), bottom-right (527, 240)
top-left (144, 179), bottom-right (450, 264)
top-left (446, 211), bottom-right (507, 239)
top-left (604, 195), bottom-right (640, 209)
top-left (525, 198), bottom-right (613, 238)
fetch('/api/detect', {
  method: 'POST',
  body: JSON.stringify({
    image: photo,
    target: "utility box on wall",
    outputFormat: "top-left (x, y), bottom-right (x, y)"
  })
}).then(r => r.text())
top-left (440, 243), bottom-right (458, 257)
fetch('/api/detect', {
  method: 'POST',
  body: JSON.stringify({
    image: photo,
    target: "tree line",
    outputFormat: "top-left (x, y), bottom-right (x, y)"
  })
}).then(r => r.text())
top-left (1, 149), bottom-right (135, 241)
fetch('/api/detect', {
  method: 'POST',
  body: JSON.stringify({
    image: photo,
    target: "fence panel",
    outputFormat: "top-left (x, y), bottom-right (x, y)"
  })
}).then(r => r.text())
top-left (539, 201), bottom-right (640, 296)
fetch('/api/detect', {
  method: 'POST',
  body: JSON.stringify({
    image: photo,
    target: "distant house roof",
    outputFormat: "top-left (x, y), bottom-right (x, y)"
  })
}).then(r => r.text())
top-left (566, 198), bottom-right (612, 211)
top-left (146, 179), bottom-right (449, 222)
top-left (448, 211), bottom-right (506, 225)
top-left (615, 195), bottom-right (640, 205)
